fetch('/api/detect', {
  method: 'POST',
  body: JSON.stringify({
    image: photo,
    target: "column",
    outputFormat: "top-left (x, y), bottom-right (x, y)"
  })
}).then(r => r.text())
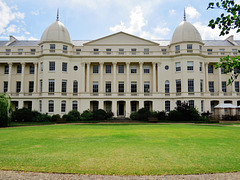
top-left (126, 62), bottom-right (130, 94)
top-left (112, 100), bottom-right (117, 117)
top-left (113, 62), bottom-right (117, 94)
top-left (205, 63), bottom-right (209, 93)
top-left (126, 100), bottom-right (130, 117)
top-left (86, 62), bottom-right (90, 93)
top-left (20, 63), bottom-right (25, 93)
top-left (99, 100), bottom-right (104, 109)
top-left (100, 62), bottom-right (104, 94)
top-left (33, 63), bottom-right (38, 93)
top-left (152, 62), bottom-right (156, 93)
top-left (157, 63), bottom-right (161, 93)
top-left (232, 70), bottom-right (235, 94)
top-left (81, 62), bottom-right (86, 93)
top-left (7, 63), bottom-right (12, 93)
top-left (139, 62), bottom-right (143, 94)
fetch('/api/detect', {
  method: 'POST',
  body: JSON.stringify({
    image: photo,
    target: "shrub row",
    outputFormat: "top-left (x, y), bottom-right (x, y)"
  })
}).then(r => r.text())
top-left (11, 108), bottom-right (114, 122)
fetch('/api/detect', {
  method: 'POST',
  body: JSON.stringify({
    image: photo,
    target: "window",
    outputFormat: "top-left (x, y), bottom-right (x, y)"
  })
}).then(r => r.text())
top-left (187, 61), bottom-right (194, 71)
top-left (176, 80), bottom-right (181, 93)
top-left (220, 49), bottom-right (225, 55)
top-left (187, 44), bottom-right (192, 52)
top-left (4, 65), bottom-right (9, 74)
top-left (76, 49), bottom-right (81, 54)
top-left (73, 80), bottom-right (78, 94)
top-left (131, 48), bottom-right (136, 55)
top-left (106, 65), bottom-right (111, 74)
top-left (62, 80), bottom-right (67, 94)
top-left (106, 48), bottom-right (111, 54)
top-left (63, 45), bottom-right (68, 53)
top-left (31, 49), bottom-right (36, 55)
top-left (17, 64), bottom-right (22, 74)
top-left (4, 81), bottom-right (8, 92)
top-left (144, 65), bottom-right (150, 73)
top-left (6, 49), bottom-right (11, 55)
top-left (176, 62), bottom-right (181, 72)
top-left (49, 62), bottom-right (55, 71)
top-left (41, 45), bottom-right (43, 52)
top-left (119, 48), bottom-right (124, 55)
top-left (18, 49), bottom-right (23, 55)
top-left (199, 62), bottom-right (202, 72)
top-left (74, 66), bottom-right (78, 71)
top-left (29, 81), bottom-right (34, 93)
top-left (201, 100), bottom-right (204, 112)
top-left (118, 65), bottom-right (124, 73)
top-left (221, 67), bottom-right (226, 74)
top-left (118, 81), bottom-right (124, 94)
top-left (207, 49), bottom-right (212, 55)
top-left (165, 101), bottom-right (170, 112)
top-left (222, 81), bottom-right (227, 92)
top-left (16, 81), bottom-right (21, 93)
top-left (61, 101), bottom-right (66, 113)
top-left (209, 81), bottom-right (214, 92)
top-left (40, 62), bottom-right (43, 72)
top-left (50, 44), bottom-right (55, 52)
top-left (175, 45), bottom-right (180, 53)
top-left (199, 45), bottom-right (202, 51)
top-left (48, 100), bottom-right (54, 113)
top-left (176, 100), bottom-right (181, 107)
top-left (93, 65), bottom-right (99, 74)
top-left (48, 79), bottom-right (55, 93)
top-left (200, 80), bottom-right (203, 92)
top-left (232, 49), bottom-right (238, 55)
top-left (62, 62), bottom-right (67, 72)
top-left (144, 48), bottom-right (149, 55)
top-left (106, 81), bottom-right (111, 93)
top-left (189, 100), bottom-right (194, 108)
top-left (235, 81), bottom-right (239, 92)
top-left (72, 101), bottom-right (78, 110)
top-left (208, 65), bottom-right (213, 73)
top-left (165, 80), bottom-right (170, 93)
top-left (131, 101), bottom-right (137, 112)
top-left (144, 82), bottom-right (150, 93)
top-left (29, 65), bottom-right (34, 74)
top-left (39, 100), bottom-right (42, 112)
top-left (188, 79), bottom-right (194, 92)
top-left (93, 48), bottom-right (99, 55)
top-left (40, 80), bottom-right (43, 93)
top-left (131, 82), bottom-right (137, 94)
top-left (92, 101), bottom-right (98, 111)
top-left (131, 65), bottom-right (137, 73)
top-left (93, 81), bottom-right (98, 93)
top-left (162, 49), bottom-right (167, 54)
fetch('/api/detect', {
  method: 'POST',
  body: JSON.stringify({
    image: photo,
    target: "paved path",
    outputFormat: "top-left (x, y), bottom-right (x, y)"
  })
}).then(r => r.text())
top-left (1, 170), bottom-right (240, 180)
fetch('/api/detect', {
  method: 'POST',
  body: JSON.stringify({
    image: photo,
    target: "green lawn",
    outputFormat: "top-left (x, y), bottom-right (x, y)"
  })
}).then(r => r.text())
top-left (0, 124), bottom-right (239, 175)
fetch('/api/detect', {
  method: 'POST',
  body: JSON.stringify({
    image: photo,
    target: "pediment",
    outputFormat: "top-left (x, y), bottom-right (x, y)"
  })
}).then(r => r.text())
top-left (84, 32), bottom-right (159, 46)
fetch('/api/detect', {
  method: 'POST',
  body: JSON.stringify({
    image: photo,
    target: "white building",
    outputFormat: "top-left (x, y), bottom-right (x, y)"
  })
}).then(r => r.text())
top-left (0, 15), bottom-right (240, 118)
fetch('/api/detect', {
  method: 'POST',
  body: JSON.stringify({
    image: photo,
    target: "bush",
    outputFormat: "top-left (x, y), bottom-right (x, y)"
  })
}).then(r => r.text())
top-left (130, 112), bottom-right (138, 120)
top-left (68, 110), bottom-right (81, 121)
top-left (51, 114), bottom-right (61, 122)
top-left (11, 108), bottom-right (34, 122)
top-left (106, 111), bottom-right (114, 120)
top-left (157, 111), bottom-right (167, 120)
top-left (80, 110), bottom-right (93, 121)
top-left (93, 109), bottom-right (107, 121)
top-left (136, 108), bottom-right (150, 121)
top-left (33, 113), bottom-right (52, 122)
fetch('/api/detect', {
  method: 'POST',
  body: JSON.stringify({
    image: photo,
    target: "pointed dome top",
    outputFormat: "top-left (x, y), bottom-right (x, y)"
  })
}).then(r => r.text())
top-left (171, 17), bottom-right (202, 45)
top-left (40, 12), bottom-right (72, 44)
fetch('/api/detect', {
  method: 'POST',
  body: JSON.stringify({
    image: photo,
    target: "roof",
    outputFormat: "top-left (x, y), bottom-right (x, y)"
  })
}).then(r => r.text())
top-left (203, 40), bottom-right (236, 46)
top-left (72, 40), bottom-right (90, 46)
top-left (8, 41), bottom-right (40, 46)
top-left (215, 103), bottom-right (237, 108)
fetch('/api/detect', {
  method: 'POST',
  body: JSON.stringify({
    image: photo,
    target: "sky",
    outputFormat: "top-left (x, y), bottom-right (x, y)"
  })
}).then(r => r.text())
top-left (0, 0), bottom-right (240, 41)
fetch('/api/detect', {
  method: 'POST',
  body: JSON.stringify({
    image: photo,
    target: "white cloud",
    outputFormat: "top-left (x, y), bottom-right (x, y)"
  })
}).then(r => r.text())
top-left (185, 6), bottom-right (200, 20)
top-left (0, 0), bottom-right (24, 34)
top-left (169, 9), bottom-right (176, 16)
top-left (31, 10), bottom-right (40, 16)
top-left (6, 24), bottom-right (19, 33)
top-left (110, 6), bottom-right (170, 39)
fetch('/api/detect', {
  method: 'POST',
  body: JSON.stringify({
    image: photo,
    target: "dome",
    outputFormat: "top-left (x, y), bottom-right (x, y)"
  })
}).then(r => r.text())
top-left (40, 20), bottom-right (72, 44)
top-left (171, 20), bottom-right (202, 44)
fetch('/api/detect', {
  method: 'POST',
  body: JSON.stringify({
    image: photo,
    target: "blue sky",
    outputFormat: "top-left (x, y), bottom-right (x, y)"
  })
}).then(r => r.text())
top-left (0, 0), bottom-right (240, 41)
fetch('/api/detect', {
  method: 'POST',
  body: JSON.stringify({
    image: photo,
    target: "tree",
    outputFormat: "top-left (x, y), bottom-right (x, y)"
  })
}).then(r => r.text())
top-left (208, 0), bottom-right (240, 85)
top-left (0, 94), bottom-right (11, 127)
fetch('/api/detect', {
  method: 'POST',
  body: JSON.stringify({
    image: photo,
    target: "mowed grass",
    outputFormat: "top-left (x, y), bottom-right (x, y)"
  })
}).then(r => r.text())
top-left (0, 124), bottom-right (240, 175)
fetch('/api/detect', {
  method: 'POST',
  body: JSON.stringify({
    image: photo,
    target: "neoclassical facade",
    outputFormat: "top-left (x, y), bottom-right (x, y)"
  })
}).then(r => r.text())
top-left (0, 16), bottom-right (240, 117)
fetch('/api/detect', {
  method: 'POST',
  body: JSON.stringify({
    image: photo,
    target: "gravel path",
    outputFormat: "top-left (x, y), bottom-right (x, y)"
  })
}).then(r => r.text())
top-left (1, 170), bottom-right (240, 180)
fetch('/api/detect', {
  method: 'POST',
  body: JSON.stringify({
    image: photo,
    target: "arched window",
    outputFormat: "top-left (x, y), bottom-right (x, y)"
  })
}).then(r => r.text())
top-left (165, 80), bottom-right (170, 93)
top-left (48, 100), bottom-right (54, 113)
top-left (72, 101), bottom-right (78, 110)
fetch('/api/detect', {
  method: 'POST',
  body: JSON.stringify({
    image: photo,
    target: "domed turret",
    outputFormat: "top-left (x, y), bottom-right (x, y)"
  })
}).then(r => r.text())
top-left (171, 16), bottom-right (202, 45)
top-left (40, 13), bottom-right (72, 44)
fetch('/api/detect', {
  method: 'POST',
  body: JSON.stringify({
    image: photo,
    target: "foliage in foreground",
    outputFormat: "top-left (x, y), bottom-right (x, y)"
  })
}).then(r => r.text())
top-left (0, 94), bottom-right (11, 127)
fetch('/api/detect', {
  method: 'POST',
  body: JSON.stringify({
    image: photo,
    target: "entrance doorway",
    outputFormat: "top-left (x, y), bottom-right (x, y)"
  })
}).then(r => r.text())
top-left (118, 101), bottom-right (125, 116)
